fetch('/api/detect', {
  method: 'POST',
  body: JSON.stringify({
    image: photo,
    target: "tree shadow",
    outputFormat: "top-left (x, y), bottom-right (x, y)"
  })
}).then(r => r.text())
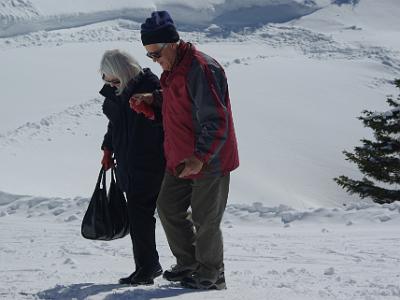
top-left (36, 282), bottom-right (200, 300)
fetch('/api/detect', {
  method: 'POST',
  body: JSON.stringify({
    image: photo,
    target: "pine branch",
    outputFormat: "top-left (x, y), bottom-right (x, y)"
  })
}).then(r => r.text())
top-left (334, 176), bottom-right (400, 204)
top-left (343, 150), bottom-right (400, 184)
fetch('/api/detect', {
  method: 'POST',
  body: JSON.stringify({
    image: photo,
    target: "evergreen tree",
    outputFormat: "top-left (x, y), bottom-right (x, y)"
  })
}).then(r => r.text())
top-left (334, 79), bottom-right (400, 204)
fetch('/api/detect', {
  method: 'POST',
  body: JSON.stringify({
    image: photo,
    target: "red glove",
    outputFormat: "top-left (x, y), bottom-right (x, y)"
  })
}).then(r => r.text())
top-left (101, 149), bottom-right (114, 171)
top-left (129, 97), bottom-right (155, 120)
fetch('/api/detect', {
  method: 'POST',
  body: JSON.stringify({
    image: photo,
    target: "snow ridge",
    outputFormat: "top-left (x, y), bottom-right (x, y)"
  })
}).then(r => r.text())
top-left (1, 190), bottom-right (400, 226)
top-left (333, 0), bottom-right (360, 6)
top-left (0, 0), bottom-right (39, 29)
top-left (0, 7), bottom-right (151, 38)
top-left (0, 0), bottom-right (328, 38)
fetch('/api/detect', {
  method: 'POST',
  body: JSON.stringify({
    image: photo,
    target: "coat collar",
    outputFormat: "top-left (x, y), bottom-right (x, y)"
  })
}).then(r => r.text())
top-left (99, 84), bottom-right (117, 98)
top-left (161, 41), bottom-right (195, 85)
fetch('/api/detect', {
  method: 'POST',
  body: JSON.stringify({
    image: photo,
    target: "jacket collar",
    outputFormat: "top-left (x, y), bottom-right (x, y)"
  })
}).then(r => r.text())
top-left (162, 40), bottom-right (194, 85)
top-left (99, 84), bottom-right (117, 98)
top-left (173, 40), bottom-right (193, 71)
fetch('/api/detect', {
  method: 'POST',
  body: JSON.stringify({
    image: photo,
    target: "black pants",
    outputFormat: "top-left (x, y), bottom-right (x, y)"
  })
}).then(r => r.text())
top-left (126, 169), bottom-right (164, 271)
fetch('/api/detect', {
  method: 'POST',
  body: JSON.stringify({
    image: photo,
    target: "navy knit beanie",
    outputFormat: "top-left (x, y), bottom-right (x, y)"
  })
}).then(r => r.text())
top-left (141, 11), bottom-right (180, 46)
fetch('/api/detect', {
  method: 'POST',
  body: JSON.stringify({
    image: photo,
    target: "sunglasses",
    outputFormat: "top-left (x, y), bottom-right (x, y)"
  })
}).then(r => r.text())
top-left (146, 43), bottom-right (167, 60)
top-left (102, 73), bottom-right (121, 85)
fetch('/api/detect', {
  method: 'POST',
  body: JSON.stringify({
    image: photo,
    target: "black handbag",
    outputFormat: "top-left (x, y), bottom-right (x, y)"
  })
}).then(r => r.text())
top-left (81, 166), bottom-right (130, 240)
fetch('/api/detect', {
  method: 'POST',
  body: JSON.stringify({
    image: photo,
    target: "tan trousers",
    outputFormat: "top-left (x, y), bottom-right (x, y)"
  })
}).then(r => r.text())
top-left (157, 172), bottom-right (230, 281)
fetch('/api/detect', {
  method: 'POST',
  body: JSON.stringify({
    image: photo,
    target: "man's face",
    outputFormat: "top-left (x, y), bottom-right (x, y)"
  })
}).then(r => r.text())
top-left (145, 43), bottom-right (177, 71)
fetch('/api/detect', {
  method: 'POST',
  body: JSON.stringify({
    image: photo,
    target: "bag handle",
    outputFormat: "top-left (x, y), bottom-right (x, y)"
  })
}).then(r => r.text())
top-left (111, 166), bottom-right (117, 185)
top-left (95, 166), bottom-right (107, 190)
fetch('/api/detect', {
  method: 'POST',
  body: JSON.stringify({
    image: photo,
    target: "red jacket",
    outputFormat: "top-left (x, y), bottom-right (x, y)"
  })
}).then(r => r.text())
top-left (160, 41), bottom-right (239, 177)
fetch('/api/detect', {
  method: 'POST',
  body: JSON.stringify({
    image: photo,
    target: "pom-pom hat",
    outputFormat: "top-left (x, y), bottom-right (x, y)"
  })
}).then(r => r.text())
top-left (141, 11), bottom-right (180, 46)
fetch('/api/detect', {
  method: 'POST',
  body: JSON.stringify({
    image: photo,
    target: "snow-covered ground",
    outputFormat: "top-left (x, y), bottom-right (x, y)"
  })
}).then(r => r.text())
top-left (1, 192), bottom-right (400, 299)
top-left (1, 0), bottom-right (400, 299)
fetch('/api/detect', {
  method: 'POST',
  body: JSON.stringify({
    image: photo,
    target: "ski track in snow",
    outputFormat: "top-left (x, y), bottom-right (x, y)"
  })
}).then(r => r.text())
top-left (0, 98), bottom-right (103, 148)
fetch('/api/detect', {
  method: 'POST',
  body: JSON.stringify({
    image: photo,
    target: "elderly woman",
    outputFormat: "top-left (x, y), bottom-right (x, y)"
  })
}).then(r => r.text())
top-left (99, 49), bottom-right (165, 286)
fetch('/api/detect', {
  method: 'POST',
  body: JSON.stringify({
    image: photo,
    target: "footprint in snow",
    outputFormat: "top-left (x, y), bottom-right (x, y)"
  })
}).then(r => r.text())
top-left (52, 209), bottom-right (65, 216)
top-left (64, 215), bottom-right (78, 222)
top-left (63, 258), bottom-right (77, 269)
top-left (378, 215), bottom-right (391, 222)
top-left (324, 267), bottom-right (335, 276)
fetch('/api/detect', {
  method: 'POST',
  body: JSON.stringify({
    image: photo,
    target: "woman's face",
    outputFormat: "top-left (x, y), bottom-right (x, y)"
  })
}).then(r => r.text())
top-left (102, 73), bottom-right (121, 88)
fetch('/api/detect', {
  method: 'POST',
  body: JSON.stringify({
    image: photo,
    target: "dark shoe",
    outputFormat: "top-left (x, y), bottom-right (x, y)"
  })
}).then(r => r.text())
top-left (130, 263), bottom-right (163, 286)
top-left (163, 265), bottom-right (196, 282)
top-left (118, 270), bottom-right (138, 285)
top-left (181, 272), bottom-right (226, 290)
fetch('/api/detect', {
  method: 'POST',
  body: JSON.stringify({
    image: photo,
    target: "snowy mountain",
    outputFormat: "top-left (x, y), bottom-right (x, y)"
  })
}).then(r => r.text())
top-left (0, 0), bottom-right (346, 37)
top-left (1, 1), bottom-right (400, 299)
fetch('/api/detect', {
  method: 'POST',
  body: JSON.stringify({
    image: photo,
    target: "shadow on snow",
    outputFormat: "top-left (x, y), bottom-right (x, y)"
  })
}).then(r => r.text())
top-left (36, 282), bottom-right (202, 300)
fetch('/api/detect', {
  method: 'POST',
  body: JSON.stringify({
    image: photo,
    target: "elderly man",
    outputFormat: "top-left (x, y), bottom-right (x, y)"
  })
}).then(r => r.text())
top-left (132, 11), bottom-right (239, 290)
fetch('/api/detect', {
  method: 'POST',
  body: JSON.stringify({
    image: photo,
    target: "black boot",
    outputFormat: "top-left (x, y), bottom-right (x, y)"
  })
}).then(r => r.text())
top-left (163, 264), bottom-right (196, 282)
top-left (118, 270), bottom-right (138, 285)
top-left (181, 271), bottom-right (227, 290)
top-left (130, 263), bottom-right (163, 286)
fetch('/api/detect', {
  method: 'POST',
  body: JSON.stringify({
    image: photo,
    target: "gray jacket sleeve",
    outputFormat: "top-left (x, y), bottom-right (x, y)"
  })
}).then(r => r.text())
top-left (186, 58), bottom-right (229, 163)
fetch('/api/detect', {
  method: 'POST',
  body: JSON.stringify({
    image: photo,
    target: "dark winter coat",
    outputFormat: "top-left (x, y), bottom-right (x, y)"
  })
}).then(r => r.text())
top-left (100, 68), bottom-right (165, 193)
top-left (160, 41), bottom-right (239, 178)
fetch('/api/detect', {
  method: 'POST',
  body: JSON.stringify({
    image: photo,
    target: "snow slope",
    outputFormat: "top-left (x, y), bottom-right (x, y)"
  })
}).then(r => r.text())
top-left (291, 0), bottom-right (400, 49)
top-left (0, 13), bottom-right (399, 207)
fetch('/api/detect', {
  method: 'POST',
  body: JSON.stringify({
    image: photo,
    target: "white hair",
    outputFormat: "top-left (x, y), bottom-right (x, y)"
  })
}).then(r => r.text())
top-left (100, 49), bottom-right (143, 95)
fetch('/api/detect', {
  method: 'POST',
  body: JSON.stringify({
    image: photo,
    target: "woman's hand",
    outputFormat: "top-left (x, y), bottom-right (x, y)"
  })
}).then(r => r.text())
top-left (129, 93), bottom-right (155, 120)
top-left (101, 149), bottom-right (114, 171)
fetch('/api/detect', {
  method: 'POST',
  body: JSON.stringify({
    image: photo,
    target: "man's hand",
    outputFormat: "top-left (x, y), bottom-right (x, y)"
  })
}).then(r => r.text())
top-left (129, 93), bottom-right (155, 120)
top-left (130, 93), bottom-right (154, 105)
top-left (178, 155), bottom-right (204, 178)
